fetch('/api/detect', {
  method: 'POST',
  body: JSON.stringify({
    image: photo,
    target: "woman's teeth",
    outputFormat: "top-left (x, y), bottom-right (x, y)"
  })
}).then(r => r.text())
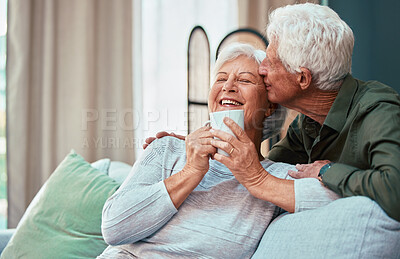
top-left (221, 100), bottom-right (242, 106)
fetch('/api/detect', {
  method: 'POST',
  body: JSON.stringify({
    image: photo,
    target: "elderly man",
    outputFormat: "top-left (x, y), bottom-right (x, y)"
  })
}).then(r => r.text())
top-left (258, 3), bottom-right (400, 221)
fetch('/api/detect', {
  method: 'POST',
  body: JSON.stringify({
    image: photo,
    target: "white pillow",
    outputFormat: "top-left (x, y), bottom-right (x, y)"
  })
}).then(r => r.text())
top-left (91, 158), bottom-right (111, 174)
top-left (108, 161), bottom-right (132, 184)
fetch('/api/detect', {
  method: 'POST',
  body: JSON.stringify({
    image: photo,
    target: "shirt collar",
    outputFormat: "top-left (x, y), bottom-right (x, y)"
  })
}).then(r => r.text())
top-left (323, 74), bottom-right (358, 132)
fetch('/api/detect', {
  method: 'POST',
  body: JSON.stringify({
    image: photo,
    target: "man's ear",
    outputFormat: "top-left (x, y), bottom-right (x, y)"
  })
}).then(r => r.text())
top-left (265, 103), bottom-right (278, 118)
top-left (297, 67), bottom-right (312, 90)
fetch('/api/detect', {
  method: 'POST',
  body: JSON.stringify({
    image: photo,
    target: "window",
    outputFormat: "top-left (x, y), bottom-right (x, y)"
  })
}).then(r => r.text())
top-left (0, 0), bottom-right (7, 229)
top-left (136, 0), bottom-right (238, 157)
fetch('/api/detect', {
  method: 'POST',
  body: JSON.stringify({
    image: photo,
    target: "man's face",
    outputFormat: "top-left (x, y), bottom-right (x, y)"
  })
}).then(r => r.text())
top-left (258, 43), bottom-right (300, 106)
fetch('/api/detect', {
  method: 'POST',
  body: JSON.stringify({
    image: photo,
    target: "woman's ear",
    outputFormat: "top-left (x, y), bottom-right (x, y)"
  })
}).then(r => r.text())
top-left (297, 67), bottom-right (312, 90)
top-left (265, 103), bottom-right (278, 118)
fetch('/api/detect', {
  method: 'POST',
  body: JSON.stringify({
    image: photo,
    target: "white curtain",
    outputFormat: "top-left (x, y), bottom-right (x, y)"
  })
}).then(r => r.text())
top-left (238, 0), bottom-right (319, 32)
top-left (7, 0), bottom-right (133, 227)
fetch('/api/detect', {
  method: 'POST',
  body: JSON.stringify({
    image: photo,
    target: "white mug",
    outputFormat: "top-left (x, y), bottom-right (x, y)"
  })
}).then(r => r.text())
top-left (209, 109), bottom-right (244, 156)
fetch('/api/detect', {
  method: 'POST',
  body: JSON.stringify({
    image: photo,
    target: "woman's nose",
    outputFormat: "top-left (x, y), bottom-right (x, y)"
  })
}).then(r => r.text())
top-left (222, 77), bottom-right (237, 92)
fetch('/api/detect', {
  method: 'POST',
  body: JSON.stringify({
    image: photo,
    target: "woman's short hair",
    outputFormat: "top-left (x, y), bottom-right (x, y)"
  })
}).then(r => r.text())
top-left (267, 3), bottom-right (354, 90)
top-left (212, 43), bottom-right (266, 81)
top-left (212, 43), bottom-right (287, 141)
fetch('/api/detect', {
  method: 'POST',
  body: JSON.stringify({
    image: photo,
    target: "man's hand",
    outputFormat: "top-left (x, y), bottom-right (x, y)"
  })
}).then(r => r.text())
top-left (143, 131), bottom-right (186, 149)
top-left (288, 160), bottom-right (331, 179)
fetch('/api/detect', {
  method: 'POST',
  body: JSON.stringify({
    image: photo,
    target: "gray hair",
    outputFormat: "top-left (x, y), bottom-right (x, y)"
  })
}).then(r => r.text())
top-left (212, 43), bottom-right (287, 141)
top-left (267, 3), bottom-right (354, 90)
top-left (212, 43), bottom-right (266, 81)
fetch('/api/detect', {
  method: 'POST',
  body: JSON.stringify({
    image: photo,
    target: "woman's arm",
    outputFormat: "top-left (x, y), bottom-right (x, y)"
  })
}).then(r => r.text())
top-left (102, 127), bottom-right (216, 246)
top-left (209, 118), bottom-right (296, 212)
top-left (101, 138), bottom-right (179, 246)
top-left (165, 127), bottom-right (216, 208)
top-left (210, 118), bottom-right (339, 213)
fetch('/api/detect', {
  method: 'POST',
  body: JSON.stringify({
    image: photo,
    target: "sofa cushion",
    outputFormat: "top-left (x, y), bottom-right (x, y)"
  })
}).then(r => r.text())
top-left (108, 161), bottom-right (132, 184)
top-left (92, 159), bottom-right (131, 183)
top-left (1, 150), bottom-right (120, 259)
top-left (252, 196), bottom-right (400, 259)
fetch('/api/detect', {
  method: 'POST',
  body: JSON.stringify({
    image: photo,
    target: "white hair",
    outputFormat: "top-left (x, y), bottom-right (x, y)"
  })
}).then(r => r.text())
top-left (267, 3), bottom-right (354, 90)
top-left (212, 43), bottom-right (266, 81)
top-left (212, 43), bottom-right (287, 140)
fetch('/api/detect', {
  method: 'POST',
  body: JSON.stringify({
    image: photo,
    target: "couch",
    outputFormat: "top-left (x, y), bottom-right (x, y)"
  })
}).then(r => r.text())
top-left (0, 151), bottom-right (399, 258)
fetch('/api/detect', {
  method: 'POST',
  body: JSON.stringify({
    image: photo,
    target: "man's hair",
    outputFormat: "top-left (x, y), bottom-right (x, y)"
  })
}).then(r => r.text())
top-left (267, 3), bottom-right (354, 90)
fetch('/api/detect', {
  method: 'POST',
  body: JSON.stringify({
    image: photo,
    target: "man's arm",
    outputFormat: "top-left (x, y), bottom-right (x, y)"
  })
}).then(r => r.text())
top-left (143, 131), bottom-right (186, 149)
top-left (322, 102), bottom-right (400, 221)
top-left (291, 102), bottom-right (400, 221)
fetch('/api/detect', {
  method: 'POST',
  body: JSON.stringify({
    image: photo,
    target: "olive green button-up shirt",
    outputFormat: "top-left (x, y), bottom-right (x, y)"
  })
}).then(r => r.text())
top-left (268, 74), bottom-right (400, 221)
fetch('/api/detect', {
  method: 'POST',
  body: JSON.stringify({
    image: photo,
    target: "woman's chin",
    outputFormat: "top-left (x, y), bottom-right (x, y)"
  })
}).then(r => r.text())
top-left (214, 105), bottom-right (244, 112)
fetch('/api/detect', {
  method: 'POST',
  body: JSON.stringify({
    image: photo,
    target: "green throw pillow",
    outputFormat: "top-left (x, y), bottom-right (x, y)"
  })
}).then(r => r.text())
top-left (1, 150), bottom-right (120, 258)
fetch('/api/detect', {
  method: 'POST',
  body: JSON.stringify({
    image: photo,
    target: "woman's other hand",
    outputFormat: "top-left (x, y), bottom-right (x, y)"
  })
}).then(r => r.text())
top-left (210, 117), bottom-right (295, 212)
top-left (210, 117), bottom-right (266, 189)
top-left (184, 125), bottom-right (216, 176)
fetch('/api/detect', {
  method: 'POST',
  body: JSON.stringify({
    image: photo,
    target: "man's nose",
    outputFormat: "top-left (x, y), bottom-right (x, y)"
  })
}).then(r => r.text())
top-left (259, 60), bottom-right (268, 76)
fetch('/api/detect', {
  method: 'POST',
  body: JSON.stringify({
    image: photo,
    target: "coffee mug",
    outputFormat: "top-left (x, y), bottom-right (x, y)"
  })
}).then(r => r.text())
top-left (208, 109), bottom-right (244, 156)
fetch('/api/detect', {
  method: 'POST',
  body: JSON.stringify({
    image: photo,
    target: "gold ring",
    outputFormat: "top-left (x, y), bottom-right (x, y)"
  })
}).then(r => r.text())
top-left (229, 147), bottom-right (235, 155)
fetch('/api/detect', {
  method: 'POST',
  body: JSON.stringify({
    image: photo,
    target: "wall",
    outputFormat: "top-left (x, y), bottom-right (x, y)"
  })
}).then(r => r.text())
top-left (329, 0), bottom-right (400, 93)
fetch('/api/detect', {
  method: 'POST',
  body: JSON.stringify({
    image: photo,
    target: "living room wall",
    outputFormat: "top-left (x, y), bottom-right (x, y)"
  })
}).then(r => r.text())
top-left (329, 0), bottom-right (400, 93)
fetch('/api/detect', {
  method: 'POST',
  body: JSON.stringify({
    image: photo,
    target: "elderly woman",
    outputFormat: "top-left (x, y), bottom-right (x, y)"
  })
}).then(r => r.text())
top-left (98, 43), bottom-right (337, 258)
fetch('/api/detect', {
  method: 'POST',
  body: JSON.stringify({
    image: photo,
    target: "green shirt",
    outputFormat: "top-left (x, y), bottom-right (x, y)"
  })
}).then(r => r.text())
top-left (268, 74), bottom-right (400, 221)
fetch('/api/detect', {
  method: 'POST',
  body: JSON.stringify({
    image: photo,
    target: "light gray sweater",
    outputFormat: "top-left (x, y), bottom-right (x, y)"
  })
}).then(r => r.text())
top-left (99, 137), bottom-right (338, 258)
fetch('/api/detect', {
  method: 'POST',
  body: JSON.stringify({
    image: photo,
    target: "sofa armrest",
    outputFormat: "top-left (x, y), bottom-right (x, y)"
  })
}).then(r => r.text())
top-left (0, 229), bottom-right (16, 255)
top-left (252, 196), bottom-right (400, 258)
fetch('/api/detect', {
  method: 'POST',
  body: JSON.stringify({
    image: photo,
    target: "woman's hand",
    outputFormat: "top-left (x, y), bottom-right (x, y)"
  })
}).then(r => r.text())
top-left (210, 117), bottom-right (267, 190)
top-left (209, 117), bottom-right (295, 212)
top-left (165, 125), bottom-right (216, 209)
top-left (184, 125), bottom-right (216, 176)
